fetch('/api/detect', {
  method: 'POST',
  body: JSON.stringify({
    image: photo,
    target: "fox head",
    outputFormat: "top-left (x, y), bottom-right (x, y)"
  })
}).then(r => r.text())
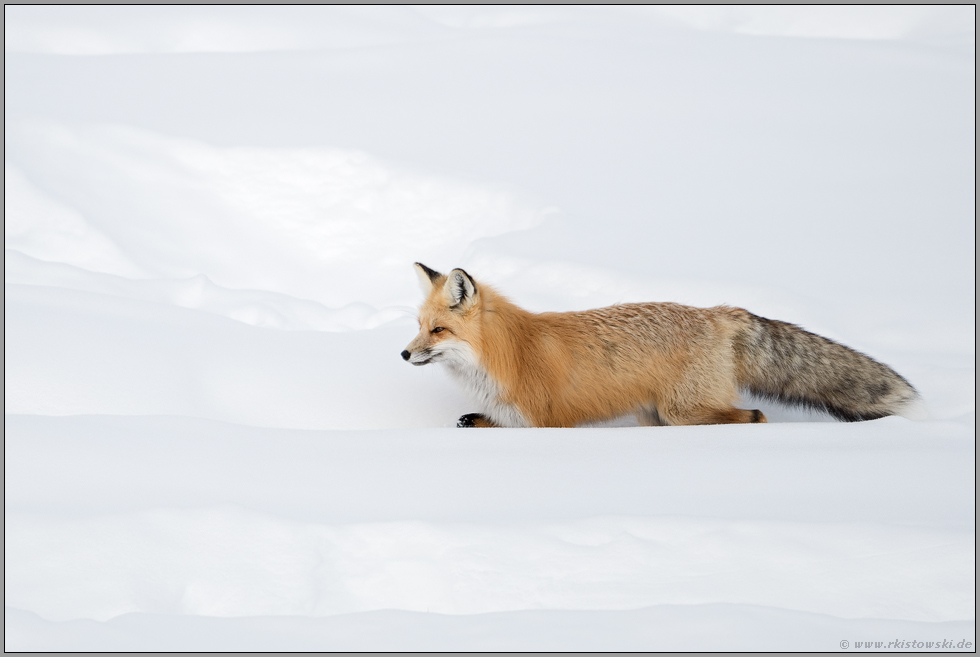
top-left (401, 263), bottom-right (482, 367)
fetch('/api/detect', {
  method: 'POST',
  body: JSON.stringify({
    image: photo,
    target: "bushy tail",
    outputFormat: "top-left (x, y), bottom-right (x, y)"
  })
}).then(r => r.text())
top-left (734, 313), bottom-right (921, 422)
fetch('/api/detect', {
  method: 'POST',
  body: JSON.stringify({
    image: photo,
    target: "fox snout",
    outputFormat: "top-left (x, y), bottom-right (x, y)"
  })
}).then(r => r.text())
top-left (401, 344), bottom-right (432, 365)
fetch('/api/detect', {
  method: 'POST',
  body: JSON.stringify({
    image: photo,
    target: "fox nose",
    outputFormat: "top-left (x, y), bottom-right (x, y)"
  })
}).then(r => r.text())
top-left (401, 350), bottom-right (411, 361)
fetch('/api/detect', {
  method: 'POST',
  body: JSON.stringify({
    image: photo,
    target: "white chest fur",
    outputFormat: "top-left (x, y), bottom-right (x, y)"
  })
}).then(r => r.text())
top-left (438, 340), bottom-right (529, 428)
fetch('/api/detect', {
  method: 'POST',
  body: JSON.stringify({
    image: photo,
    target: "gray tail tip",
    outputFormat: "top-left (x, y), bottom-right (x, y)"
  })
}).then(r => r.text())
top-left (895, 396), bottom-right (929, 421)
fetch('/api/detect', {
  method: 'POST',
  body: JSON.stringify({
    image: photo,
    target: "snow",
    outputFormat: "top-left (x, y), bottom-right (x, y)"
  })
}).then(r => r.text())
top-left (4, 6), bottom-right (975, 651)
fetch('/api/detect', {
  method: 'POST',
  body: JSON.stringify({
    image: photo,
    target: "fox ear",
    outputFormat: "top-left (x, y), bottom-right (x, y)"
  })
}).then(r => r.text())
top-left (444, 268), bottom-right (477, 310)
top-left (414, 262), bottom-right (442, 295)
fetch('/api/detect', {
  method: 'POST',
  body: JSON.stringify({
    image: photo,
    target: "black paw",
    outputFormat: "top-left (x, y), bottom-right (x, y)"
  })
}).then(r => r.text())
top-left (457, 413), bottom-right (484, 428)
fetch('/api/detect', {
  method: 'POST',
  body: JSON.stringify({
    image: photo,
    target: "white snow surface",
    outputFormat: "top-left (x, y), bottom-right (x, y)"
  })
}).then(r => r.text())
top-left (4, 6), bottom-right (975, 652)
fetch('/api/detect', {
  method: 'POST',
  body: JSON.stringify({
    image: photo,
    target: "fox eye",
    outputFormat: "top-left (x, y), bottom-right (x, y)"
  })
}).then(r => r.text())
top-left (432, 327), bottom-right (446, 334)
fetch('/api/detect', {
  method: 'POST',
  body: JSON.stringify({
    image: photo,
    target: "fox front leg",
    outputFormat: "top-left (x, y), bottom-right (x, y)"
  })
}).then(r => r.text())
top-left (457, 413), bottom-right (498, 428)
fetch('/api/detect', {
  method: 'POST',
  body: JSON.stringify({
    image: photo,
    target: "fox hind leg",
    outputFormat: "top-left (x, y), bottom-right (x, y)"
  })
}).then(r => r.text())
top-left (710, 407), bottom-right (767, 424)
top-left (661, 405), bottom-right (767, 426)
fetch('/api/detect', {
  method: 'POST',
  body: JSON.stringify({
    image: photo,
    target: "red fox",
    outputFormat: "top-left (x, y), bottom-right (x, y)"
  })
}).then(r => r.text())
top-left (401, 263), bottom-right (923, 428)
